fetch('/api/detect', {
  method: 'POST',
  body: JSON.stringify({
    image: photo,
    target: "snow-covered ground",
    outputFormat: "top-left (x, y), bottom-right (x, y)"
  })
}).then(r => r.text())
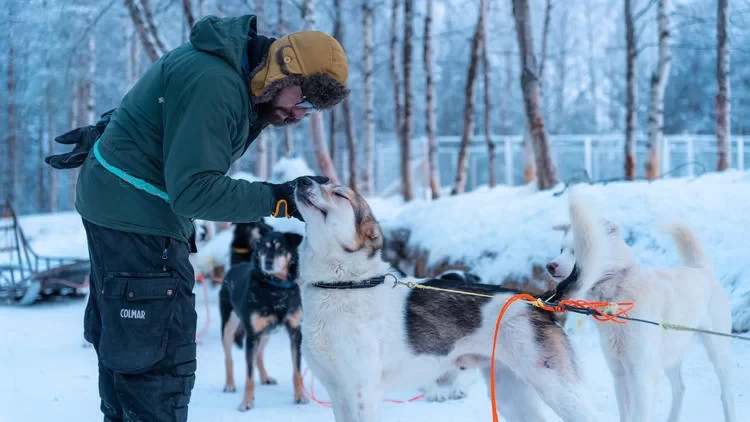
top-left (1, 171), bottom-right (749, 421)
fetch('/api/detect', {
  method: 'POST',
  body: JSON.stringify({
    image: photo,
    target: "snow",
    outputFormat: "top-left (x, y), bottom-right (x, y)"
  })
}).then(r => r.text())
top-left (383, 170), bottom-right (750, 332)
top-left (2, 172), bottom-right (749, 421)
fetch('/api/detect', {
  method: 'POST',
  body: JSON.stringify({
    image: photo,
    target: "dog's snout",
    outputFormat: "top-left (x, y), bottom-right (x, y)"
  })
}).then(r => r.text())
top-left (299, 177), bottom-right (313, 187)
top-left (546, 262), bottom-right (558, 274)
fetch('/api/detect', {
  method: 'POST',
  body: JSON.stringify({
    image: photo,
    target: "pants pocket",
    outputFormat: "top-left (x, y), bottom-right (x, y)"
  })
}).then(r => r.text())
top-left (99, 272), bottom-right (179, 374)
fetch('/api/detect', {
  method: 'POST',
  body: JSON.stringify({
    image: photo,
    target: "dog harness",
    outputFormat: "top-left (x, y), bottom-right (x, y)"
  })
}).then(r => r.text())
top-left (92, 138), bottom-right (170, 202)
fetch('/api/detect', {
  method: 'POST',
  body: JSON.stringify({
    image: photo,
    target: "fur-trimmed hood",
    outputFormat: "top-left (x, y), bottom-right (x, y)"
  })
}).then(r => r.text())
top-left (250, 31), bottom-right (350, 110)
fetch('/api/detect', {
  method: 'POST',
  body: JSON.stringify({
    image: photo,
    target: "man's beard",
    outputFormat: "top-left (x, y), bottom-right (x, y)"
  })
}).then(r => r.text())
top-left (256, 102), bottom-right (303, 127)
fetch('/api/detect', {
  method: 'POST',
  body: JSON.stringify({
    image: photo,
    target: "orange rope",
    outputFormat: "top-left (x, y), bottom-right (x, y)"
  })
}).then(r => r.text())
top-left (301, 368), bottom-right (424, 408)
top-left (489, 293), bottom-right (635, 421)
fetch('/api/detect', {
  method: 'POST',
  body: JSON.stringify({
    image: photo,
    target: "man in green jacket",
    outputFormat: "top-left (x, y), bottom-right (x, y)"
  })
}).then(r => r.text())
top-left (45, 14), bottom-right (348, 421)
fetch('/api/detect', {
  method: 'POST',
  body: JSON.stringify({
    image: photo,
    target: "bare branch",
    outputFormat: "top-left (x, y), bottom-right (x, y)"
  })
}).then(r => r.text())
top-left (634, 0), bottom-right (657, 22)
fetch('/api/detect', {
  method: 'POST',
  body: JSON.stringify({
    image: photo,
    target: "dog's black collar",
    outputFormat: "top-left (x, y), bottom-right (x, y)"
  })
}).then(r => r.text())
top-left (311, 275), bottom-right (389, 290)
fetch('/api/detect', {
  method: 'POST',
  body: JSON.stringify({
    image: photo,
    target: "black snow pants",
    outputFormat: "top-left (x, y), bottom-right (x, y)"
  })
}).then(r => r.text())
top-left (82, 219), bottom-right (197, 422)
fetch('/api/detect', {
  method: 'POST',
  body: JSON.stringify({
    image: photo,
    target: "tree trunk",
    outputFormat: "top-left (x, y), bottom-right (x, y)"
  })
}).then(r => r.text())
top-left (38, 114), bottom-right (46, 211)
top-left (124, 0), bottom-right (164, 62)
top-left (256, 133), bottom-right (268, 179)
top-left (6, 14), bottom-right (17, 204)
top-left (522, 128), bottom-right (536, 184)
top-left (182, 0), bottom-right (195, 28)
top-left (512, 0), bottom-right (558, 190)
top-left (68, 81), bottom-right (79, 208)
top-left (343, 98), bottom-right (358, 192)
top-left (716, 0), bottom-right (730, 171)
top-left (401, 0), bottom-right (414, 201)
top-left (539, 0), bottom-right (552, 97)
top-left (584, 0), bottom-right (599, 132)
top-left (268, 129), bottom-right (277, 172)
top-left (47, 96), bottom-right (58, 212)
top-left (389, 0), bottom-right (405, 198)
top-left (481, 2), bottom-right (495, 188)
top-left (502, 49), bottom-right (514, 184)
top-left (85, 12), bottom-right (97, 126)
top-left (302, 0), bottom-right (340, 183)
top-left (423, 0), bottom-right (440, 199)
top-left (276, 0), bottom-right (286, 36)
top-left (329, 108), bottom-right (337, 165)
top-left (645, 0), bottom-right (672, 180)
top-left (277, 0), bottom-right (294, 157)
top-left (361, 0), bottom-right (375, 195)
top-left (624, 0), bottom-right (637, 180)
top-left (555, 7), bottom-right (568, 134)
top-left (139, 0), bottom-right (167, 53)
top-left (451, 0), bottom-right (485, 195)
top-left (198, 0), bottom-right (206, 18)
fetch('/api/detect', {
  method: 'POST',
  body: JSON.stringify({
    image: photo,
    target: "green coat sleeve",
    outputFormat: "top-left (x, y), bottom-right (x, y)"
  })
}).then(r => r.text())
top-left (161, 68), bottom-right (274, 222)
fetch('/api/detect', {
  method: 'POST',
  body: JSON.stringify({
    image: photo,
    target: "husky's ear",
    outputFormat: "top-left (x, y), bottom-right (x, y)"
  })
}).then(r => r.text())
top-left (552, 223), bottom-right (571, 233)
top-left (602, 219), bottom-right (620, 235)
top-left (283, 232), bottom-right (304, 250)
top-left (359, 215), bottom-right (383, 256)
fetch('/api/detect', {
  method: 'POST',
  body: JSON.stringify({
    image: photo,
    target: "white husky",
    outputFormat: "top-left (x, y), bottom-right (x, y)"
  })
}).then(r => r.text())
top-left (546, 187), bottom-right (736, 422)
top-left (293, 177), bottom-right (599, 422)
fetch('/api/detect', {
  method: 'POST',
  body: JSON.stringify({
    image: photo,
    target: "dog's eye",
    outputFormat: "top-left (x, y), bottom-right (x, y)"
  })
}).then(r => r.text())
top-left (334, 192), bottom-right (348, 200)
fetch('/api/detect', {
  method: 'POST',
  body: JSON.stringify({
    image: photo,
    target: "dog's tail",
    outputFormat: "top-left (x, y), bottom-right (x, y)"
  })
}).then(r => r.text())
top-left (565, 187), bottom-right (611, 299)
top-left (663, 223), bottom-right (711, 269)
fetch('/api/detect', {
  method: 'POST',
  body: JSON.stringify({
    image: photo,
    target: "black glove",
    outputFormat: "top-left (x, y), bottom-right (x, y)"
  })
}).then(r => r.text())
top-left (267, 176), bottom-right (329, 221)
top-left (44, 108), bottom-right (115, 169)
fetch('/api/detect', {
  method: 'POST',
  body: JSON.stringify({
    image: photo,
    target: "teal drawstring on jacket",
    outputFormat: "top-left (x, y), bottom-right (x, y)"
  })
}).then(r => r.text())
top-left (92, 139), bottom-right (170, 202)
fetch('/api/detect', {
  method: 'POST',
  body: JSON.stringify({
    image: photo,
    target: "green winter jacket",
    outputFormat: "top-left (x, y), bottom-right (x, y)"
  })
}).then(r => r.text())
top-left (75, 15), bottom-right (275, 243)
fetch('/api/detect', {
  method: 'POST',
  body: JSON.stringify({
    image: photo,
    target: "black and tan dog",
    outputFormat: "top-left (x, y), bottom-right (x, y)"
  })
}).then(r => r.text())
top-left (230, 221), bottom-right (273, 266)
top-left (219, 230), bottom-right (307, 411)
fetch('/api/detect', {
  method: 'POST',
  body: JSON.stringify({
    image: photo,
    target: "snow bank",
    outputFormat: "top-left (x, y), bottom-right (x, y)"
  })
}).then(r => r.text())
top-left (382, 171), bottom-right (750, 332)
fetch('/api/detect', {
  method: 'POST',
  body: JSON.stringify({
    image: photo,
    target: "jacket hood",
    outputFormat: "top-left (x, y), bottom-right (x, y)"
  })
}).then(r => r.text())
top-left (189, 15), bottom-right (258, 74)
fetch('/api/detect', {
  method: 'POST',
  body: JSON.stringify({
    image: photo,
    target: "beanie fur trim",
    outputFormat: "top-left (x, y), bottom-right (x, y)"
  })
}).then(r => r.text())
top-left (301, 73), bottom-right (350, 110)
top-left (250, 45), bottom-right (350, 110)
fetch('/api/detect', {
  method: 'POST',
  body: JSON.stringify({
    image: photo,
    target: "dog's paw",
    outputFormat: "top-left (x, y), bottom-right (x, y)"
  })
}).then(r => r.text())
top-left (424, 391), bottom-right (448, 402)
top-left (237, 400), bottom-right (254, 412)
top-left (449, 388), bottom-right (467, 400)
top-left (260, 376), bottom-right (277, 385)
top-left (223, 384), bottom-right (236, 393)
top-left (295, 394), bottom-right (310, 405)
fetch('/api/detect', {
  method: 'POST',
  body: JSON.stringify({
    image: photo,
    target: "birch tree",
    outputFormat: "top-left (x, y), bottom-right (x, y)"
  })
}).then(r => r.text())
top-left (401, 0), bottom-right (415, 200)
top-left (361, 0), bottom-right (376, 195)
top-left (644, 0), bottom-right (672, 180)
top-left (277, 0), bottom-right (294, 157)
top-left (624, 0), bottom-right (637, 179)
top-left (452, 0), bottom-right (486, 195)
top-left (423, 0), bottom-right (440, 198)
top-left (482, 1), bottom-right (495, 188)
top-left (302, 0), bottom-right (340, 183)
top-left (716, 0), bottom-right (730, 171)
top-left (255, 2), bottom-right (268, 179)
top-left (512, 0), bottom-right (558, 190)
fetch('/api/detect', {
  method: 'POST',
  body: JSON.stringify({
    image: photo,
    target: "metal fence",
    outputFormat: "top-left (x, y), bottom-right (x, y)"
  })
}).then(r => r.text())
top-left (365, 134), bottom-right (748, 195)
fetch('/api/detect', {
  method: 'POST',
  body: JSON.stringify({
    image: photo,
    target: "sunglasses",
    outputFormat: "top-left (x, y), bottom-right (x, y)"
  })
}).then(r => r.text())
top-left (294, 98), bottom-right (315, 111)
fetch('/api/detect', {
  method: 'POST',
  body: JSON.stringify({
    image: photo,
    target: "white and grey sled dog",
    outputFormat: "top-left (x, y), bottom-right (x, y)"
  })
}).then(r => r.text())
top-left (545, 186), bottom-right (736, 422)
top-left (293, 177), bottom-right (599, 422)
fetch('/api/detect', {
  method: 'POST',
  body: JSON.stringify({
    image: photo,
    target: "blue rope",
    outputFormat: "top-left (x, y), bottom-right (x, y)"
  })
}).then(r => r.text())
top-left (92, 139), bottom-right (170, 202)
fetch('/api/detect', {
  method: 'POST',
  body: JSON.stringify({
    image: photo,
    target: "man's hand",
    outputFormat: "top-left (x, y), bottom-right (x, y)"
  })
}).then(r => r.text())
top-left (44, 109), bottom-right (115, 169)
top-left (267, 176), bottom-right (329, 221)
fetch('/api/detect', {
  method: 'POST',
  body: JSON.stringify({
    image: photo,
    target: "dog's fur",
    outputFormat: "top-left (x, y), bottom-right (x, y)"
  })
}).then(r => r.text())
top-left (294, 178), bottom-right (599, 422)
top-left (546, 187), bottom-right (736, 422)
top-left (231, 221), bottom-right (273, 266)
top-left (420, 270), bottom-right (484, 402)
top-left (219, 230), bottom-right (307, 411)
